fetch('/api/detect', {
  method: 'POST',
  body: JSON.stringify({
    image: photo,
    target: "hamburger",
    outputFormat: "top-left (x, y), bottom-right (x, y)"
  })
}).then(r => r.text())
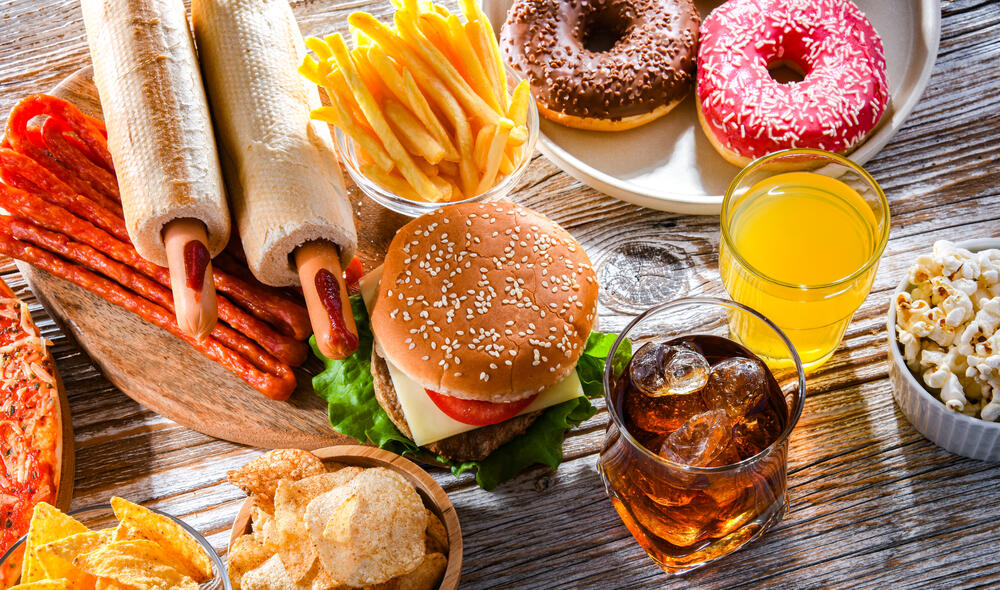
top-left (313, 201), bottom-right (623, 490)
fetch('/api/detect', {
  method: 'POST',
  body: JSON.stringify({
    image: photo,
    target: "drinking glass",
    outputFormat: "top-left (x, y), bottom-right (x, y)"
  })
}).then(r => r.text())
top-left (719, 149), bottom-right (890, 371)
top-left (598, 297), bottom-right (806, 574)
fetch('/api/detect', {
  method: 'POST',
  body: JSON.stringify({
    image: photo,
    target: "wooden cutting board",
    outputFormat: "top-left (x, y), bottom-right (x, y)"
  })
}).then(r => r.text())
top-left (18, 67), bottom-right (410, 449)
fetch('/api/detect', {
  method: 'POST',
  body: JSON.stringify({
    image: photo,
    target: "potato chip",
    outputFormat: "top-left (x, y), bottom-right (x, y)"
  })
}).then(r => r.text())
top-left (110, 497), bottom-right (213, 583)
top-left (74, 541), bottom-right (198, 590)
top-left (241, 554), bottom-right (305, 590)
top-left (274, 468), bottom-right (362, 582)
top-left (250, 501), bottom-right (278, 546)
top-left (395, 552), bottom-right (447, 590)
top-left (228, 532), bottom-right (276, 590)
top-left (366, 552), bottom-right (447, 590)
top-left (8, 579), bottom-right (72, 590)
top-left (35, 531), bottom-right (106, 587)
top-left (228, 450), bottom-right (328, 509)
top-left (304, 468), bottom-right (426, 587)
top-left (423, 510), bottom-right (448, 555)
top-left (20, 503), bottom-right (89, 583)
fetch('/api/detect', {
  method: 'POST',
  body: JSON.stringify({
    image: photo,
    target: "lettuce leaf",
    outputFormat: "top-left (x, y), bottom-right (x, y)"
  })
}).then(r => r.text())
top-left (311, 294), bottom-right (627, 490)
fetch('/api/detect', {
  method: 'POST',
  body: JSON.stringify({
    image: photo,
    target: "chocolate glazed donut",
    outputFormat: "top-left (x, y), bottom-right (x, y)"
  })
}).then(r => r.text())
top-left (501, 0), bottom-right (700, 131)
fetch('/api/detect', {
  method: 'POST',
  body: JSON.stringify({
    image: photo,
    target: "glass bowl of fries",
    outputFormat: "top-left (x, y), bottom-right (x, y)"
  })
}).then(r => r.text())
top-left (332, 67), bottom-right (539, 218)
top-left (0, 503), bottom-right (230, 589)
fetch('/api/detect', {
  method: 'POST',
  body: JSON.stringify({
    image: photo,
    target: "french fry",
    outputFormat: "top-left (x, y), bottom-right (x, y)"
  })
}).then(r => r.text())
top-left (458, 157), bottom-right (477, 197)
top-left (304, 37), bottom-right (333, 62)
top-left (473, 125), bottom-right (493, 171)
top-left (400, 70), bottom-right (460, 161)
top-left (393, 10), bottom-right (500, 122)
top-left (428, 174), bottom-right (452, 202)
top-left (364, 46), bottom-right (459, 161)
top-left (326, 33), bottom-right (440, 200)
top-left (477, 117), bottom-right (513, 194)
top-left (437, 160), bottom-right (458, 178)
top-left (465, 19), bottom-right (503, 109)
top-left (460, 0), bottom-right (508, 108)
top-left (499, 152), bottom-right (514, 175)
top-left (384, 99), bottom-right (446, 164)
top-left (444, 14), bottom-right (499, 113)
top-left (352, 46), bottom-right (386, 101)
top-left (360, 163), bottom-right (421, 202)
top-left (416, 12), bottom-right (453, 61)
top-left (311, 100), bottom-right (394, 173)
top-left (507, 80), bottom-right (531, 128)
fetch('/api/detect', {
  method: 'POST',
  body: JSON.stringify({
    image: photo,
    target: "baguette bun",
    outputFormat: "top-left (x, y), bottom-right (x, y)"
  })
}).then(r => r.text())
top-left (81, 0), bottom-right (230, 266)
top-left (371, 202), bottom-right (598, 402)
top-left (192, 0), bottom-right (357, 286)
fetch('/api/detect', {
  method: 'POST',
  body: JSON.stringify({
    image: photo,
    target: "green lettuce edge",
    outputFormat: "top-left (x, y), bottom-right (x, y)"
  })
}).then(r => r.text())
top-left (311, 294), bottom-right (631, 491)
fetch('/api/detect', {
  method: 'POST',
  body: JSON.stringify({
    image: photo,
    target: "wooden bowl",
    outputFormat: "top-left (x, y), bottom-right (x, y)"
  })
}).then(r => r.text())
top-left (228, 445), bottom-right (462, 589)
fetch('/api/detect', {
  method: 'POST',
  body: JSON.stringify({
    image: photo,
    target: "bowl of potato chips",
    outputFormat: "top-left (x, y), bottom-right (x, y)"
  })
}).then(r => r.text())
top-left (303, 0), bottom-right (539, 217)
top-left (0, 498), bottom-right (229, 589)
top-left (226, 446), bottom-right (461, 590)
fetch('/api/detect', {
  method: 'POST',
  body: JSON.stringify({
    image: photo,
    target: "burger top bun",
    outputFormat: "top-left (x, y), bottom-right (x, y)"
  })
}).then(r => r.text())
top-left (371, 201), bottom-right (599, 402)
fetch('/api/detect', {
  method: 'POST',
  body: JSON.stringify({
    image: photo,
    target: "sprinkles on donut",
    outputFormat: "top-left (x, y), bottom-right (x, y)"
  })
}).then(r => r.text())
top-left (696, 0), bottom-right (890, 166)
top-left (501, 0), bottom-right (701, 131)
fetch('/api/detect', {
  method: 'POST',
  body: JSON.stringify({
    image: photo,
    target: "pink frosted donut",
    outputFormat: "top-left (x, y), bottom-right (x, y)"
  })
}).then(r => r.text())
top-left (696, 0), bottom-right (889, 166)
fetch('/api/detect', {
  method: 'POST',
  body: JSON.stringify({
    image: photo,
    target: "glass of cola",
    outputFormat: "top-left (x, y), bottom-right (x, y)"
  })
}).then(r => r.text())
top-left (598, 297), bottom-right (806, 574)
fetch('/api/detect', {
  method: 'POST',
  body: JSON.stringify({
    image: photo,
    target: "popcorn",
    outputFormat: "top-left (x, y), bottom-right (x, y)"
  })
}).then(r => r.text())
top-left (896, 241), bottom-right (1000, 421)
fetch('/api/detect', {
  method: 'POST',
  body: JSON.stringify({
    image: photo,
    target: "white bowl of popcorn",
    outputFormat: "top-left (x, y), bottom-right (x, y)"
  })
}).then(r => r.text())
top-left (888, 238), bottom-right (1000, 462)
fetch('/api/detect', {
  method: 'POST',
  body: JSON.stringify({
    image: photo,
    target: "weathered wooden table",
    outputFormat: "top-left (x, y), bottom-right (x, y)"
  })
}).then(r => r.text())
top-left (2, 0), bottom-right (998, 588)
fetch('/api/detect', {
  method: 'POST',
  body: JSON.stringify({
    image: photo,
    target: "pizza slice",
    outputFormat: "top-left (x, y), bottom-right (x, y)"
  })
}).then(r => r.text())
top-left (0, 278), bottom-right (65, 586)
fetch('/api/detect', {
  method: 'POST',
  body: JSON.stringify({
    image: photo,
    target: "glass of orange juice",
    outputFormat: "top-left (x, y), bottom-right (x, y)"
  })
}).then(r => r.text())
top-left (719, 149), bottom-right (890, 372)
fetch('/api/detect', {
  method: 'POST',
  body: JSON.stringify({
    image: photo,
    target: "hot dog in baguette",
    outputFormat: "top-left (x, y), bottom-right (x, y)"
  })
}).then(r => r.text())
top-left (81, 0), bottom-right (230, 339)
top-left (192, 0), bottom-right (359, 358)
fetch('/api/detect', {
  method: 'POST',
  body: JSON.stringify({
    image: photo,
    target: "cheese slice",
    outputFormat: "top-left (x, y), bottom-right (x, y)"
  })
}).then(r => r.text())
top-left (360, 266), bottom-right (586, 446)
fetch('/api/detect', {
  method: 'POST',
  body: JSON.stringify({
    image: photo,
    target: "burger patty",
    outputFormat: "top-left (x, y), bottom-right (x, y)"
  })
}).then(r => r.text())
top-left (371, 349), bottom-right (541, 462)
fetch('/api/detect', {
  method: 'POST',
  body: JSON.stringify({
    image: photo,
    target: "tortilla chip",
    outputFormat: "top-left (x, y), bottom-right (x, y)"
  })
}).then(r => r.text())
top-left (304, 468), bottom-right (426, 587)
top-left (20, 503), bottom-right (89, 583)
top-left (109, 497), bottom-right (213, 582)
top-left (228, 532), bottom-right (276, 590)
top-left (424, 511), bottom-right (448, 555)
top-left (35, 531), bottom-right (106, 587)
top-left (228, 450), bottom-right (328, 510)
top-left (74, 541), bottom-right (198, 590)
top-left (94, 580), bottom-right (130, 590)
top-left (273, 468), bottom-right (362, 582)
top-left (9, 580), bottom-right (72, 590)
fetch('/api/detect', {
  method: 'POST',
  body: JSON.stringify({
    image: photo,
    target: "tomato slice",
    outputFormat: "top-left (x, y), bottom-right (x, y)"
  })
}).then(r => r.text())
top-left (343, 256), bottom-right (364, 290)
top-left (425, 389), bottom-right (538, 426)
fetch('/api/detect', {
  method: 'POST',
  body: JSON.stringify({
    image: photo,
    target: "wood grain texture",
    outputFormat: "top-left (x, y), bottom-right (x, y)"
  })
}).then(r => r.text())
top-left (228, 446), bottom-right (462, 590)
top-left (0, 0), bottom-right (997, 588)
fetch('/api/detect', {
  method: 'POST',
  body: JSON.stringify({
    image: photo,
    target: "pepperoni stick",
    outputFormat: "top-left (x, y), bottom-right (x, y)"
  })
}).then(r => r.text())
top-left (0, 149), bottom-right (126, 239)
top-left (212, 258), bottom-right (312, 341)
top-left (40, 118), bottom-right (120, 202)
top-left (0, 226), bottom-right (295, 400)
top-left (5, 97), bottom-right (115, 207)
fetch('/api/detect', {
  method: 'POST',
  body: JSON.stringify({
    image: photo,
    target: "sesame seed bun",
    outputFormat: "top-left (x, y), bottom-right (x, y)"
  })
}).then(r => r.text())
top-left (371, 201), bottom-right (599, 402)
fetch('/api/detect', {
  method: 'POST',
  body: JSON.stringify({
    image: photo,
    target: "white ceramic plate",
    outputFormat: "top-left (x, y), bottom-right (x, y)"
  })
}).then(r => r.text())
top-left (482, 0), bottom-right (941, 215)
